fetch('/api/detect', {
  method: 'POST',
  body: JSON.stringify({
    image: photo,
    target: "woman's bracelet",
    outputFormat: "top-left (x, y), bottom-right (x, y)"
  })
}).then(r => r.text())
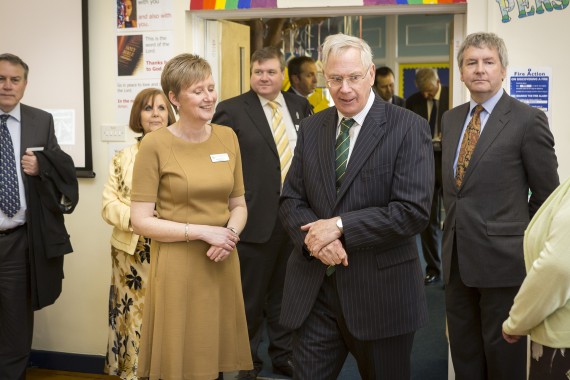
top-left (227, 226), bottom-right (238, 235)
top-left (185, 223), bottom-right (190, 242)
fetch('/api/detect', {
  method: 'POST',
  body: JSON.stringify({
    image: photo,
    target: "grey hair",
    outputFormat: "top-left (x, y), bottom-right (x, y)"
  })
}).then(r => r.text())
top-left (457, 32), bottom-right (509, 69)
top-left (321, 33), bottom-right (373, 72)
top-left (0, 53), bottom-right (29, 80)
top-left (414, 68), bottom-right (439, 92)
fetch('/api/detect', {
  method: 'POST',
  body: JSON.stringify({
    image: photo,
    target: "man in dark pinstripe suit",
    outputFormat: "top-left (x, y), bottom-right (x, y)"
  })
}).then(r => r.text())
top-left (279, 34), bottom-right (435, 379)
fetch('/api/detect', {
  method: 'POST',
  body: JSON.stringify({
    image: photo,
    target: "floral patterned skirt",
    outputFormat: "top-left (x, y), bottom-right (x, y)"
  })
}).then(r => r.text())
top-left (104, 236), bottom-right (151, 380)
top-left (530, 341), bottom-right (570, 380)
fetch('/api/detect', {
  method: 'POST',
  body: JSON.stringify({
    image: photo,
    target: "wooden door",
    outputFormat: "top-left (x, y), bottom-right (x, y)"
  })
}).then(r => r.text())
top-left (220, 20), bottom-right (250, 101)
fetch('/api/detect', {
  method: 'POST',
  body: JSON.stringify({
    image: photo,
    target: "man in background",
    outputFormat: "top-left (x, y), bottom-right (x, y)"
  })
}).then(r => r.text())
top-left (441, 32), bottom-right (558, 379)
top-left (0, 53), bottom-right (78, 380)
top-left (212, 47), bottom-right (312, 379)
top-left (406, 68), bottom-right (449, 285)
top-left (374, 66), bottom-right (405, 107)
top-left (287, 56), bottom-right (318, 99)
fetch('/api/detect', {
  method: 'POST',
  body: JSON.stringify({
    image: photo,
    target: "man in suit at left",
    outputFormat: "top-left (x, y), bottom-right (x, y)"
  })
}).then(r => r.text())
top-left (0, 53), bottom-right (77, 379)
top-left (279, 33), bottom-right (434, 379)
top-left (212, 47), bottom-right (312, 379)
top-left (406, 68), bottom-right (449, 285)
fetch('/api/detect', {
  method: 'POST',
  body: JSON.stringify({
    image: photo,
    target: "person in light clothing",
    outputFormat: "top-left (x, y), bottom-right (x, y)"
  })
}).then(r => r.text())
top-left (503, 177), bottom-right (570, 380)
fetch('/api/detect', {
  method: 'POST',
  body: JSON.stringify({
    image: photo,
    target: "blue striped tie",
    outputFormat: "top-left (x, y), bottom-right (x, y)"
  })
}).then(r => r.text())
top-left (0, 114), bottom-right (21, 217)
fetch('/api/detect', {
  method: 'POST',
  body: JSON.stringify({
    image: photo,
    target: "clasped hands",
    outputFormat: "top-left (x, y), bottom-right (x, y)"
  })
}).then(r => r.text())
top-left (204, 226), bottom-right (239, 263)
top-left (302, 217), bottom-right (348, 268)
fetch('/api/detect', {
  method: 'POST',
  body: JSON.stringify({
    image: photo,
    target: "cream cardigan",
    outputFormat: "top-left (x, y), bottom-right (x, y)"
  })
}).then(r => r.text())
top-left (101, 143), bottom-right (140, 255)
top-left (503, 177), bottom-right (570, 347)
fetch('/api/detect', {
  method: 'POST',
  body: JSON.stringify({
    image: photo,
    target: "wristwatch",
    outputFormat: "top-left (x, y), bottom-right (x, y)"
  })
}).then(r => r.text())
top-left (336, 218), bottom-right (344, 234)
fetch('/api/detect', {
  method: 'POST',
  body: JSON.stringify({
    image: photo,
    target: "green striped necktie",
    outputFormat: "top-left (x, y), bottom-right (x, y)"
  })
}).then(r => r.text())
top-left (335, 117), bottom-right (355, 191)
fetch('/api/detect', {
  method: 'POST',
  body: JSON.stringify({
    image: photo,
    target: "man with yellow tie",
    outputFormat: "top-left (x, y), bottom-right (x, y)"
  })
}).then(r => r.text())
top-left (212, 46), bottom-right (312, 380)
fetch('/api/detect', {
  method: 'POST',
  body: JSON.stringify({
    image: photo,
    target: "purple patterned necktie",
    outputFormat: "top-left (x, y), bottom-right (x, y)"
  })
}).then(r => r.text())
top-left (0, 114), bottom-right (21, 217)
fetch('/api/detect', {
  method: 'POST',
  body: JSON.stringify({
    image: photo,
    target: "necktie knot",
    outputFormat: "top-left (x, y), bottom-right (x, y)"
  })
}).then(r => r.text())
top-left (472, 104), bottom-right (484, 117)
top-left (0, 114), bottom-right (9, 123)
top-left (268, 100), bottom-right (279, 111)
top-left (340, 118), bottom-right (355, 133)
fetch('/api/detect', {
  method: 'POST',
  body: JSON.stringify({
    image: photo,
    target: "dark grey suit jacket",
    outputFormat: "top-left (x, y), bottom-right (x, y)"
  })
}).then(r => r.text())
top-left (212, 90), bottom-right (312, 243)
top-left (279, 95), bottom-right (434, 340)
top-left (392, 95), bottom-right (406, 108)
top-left (19, 104), bottom-right (71, 309)
top-left (441, 92), bottom-right (559, 288)
top-left (406, 86), bottom-right (449, 135)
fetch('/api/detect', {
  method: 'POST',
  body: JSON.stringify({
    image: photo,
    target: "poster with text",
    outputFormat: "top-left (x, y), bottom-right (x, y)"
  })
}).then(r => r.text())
top-left (117, 0), bottom-right (173, 31)
top-left (508, 67), bottom-right (551, 121)
top-left (116, 78), bottom-right (162, 123)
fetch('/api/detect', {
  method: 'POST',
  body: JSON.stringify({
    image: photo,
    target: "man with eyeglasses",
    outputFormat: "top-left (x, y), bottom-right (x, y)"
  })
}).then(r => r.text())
top-left (279, 33), bottom-right (434, 379)
top-left (212, 46), bottom-right (312, 379)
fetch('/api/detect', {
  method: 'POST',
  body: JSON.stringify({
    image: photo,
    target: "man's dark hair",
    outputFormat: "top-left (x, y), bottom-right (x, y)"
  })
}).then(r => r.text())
top-left (288, 56), bottom-right (315, 78)
top-left (0, 53), bottom-right (29, 80)
top-left (374, 66), bottom-right (394, 87)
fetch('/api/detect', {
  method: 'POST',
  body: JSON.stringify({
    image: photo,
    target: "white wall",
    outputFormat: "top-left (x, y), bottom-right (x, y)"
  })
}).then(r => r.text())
top-left (465, 1), bottom-right (570, 180)
top-left (31, 0), bottom-right (570, 358)
top-left (31, 0), bottom-right (190, 355)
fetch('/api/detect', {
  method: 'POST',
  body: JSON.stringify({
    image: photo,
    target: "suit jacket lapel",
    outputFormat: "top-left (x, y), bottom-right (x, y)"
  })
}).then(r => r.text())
top-left (317, 110), bottom-right (339, 209)
top-left (243, 91), bottom-right (278, 158)
top-left (445, 103), bottom-right (470, 190)
top-left (335, 97), bottom-right (387, 202)
top-left (283, 93), bottom-right (305, 133)
top-left (461, 93), bottom-right (510, 187)
top-left (19, 104), bottom-right (35, 154)
top-left (19, 104), bottom-right (36, 191)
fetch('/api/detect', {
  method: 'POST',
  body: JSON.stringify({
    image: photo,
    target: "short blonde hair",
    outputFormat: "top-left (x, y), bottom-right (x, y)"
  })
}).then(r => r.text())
top-left (161, 54), bottom-right (212, 109)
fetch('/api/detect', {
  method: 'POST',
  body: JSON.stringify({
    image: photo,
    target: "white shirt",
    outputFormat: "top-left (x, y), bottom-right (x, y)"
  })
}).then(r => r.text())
top-left (258, 93), bottom-right (298, 152)
top-left (335, 88), bottom-right (375, 163)
top-left (453, 88), bottom-right (504, 176)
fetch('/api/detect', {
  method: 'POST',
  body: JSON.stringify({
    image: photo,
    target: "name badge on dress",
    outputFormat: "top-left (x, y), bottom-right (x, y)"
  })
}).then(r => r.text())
top-left (210, 153), bottom-right (229, 162)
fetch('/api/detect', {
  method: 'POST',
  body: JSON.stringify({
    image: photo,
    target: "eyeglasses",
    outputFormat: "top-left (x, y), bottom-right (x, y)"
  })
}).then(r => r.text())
top-left (326, 67), bottom-right (370, 89)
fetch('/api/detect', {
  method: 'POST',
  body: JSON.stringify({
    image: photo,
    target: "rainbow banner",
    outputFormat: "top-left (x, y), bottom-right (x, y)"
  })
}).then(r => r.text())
top-left (189, 0), bottom-right (465, 10)
top-left (190, 0), bottom-right (278, 10)
top-left (364, 0), bottom-right (464, 3)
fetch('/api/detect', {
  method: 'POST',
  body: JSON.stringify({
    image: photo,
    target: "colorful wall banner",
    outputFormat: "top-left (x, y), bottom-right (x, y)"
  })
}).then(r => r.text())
top-left (189, 0), bottom-right (465, 10)
top-left (495, 0), bottom-right (568, 23)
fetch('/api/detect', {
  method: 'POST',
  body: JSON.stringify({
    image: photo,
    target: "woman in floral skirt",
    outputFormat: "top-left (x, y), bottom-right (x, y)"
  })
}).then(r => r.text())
top-left (101, 88), bottom-right (175, 379)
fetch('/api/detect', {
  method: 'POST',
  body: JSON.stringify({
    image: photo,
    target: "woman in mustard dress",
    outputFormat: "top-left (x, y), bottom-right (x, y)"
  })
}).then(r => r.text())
top-left (130, 54), bottom-right (252, 380)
